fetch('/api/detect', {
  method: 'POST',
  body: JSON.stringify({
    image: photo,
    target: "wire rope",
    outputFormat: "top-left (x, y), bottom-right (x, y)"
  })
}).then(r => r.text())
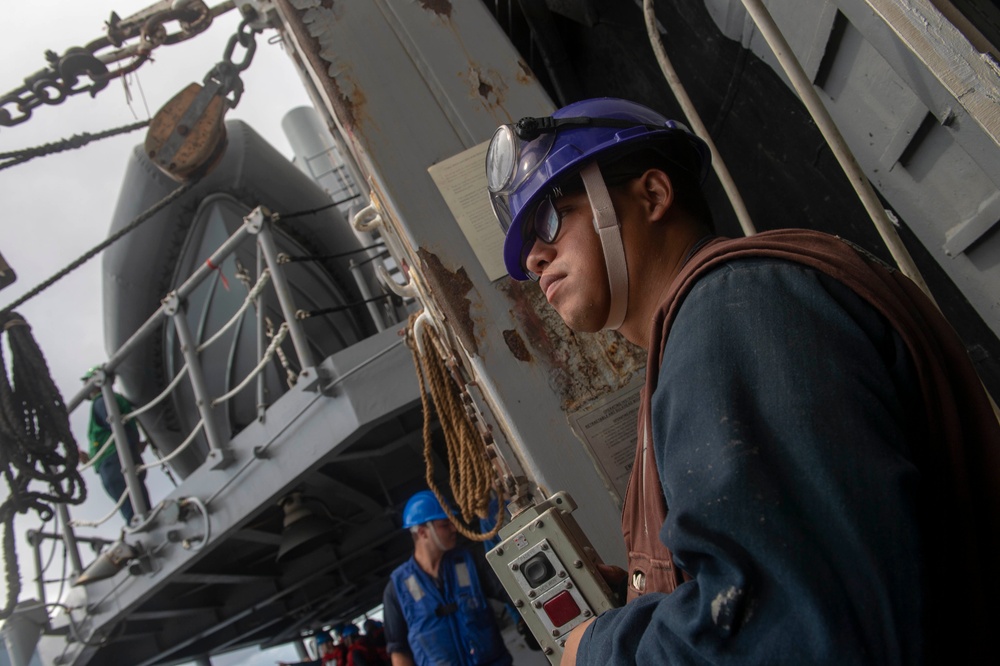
top-left (0, 182), bottom-right (193, 314)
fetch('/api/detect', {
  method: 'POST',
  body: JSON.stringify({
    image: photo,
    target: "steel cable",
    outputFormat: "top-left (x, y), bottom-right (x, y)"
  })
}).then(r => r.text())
top-left (0, 181), bottom-right (193, 314)
top-left (0, 120), bottom-right (150, 172)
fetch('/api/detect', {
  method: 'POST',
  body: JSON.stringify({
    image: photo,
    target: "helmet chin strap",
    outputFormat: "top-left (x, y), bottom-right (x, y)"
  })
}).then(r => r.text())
top-left (580, 162), bottom-right (628, 330)
top-left (426, 521), bottom-right (449, 552)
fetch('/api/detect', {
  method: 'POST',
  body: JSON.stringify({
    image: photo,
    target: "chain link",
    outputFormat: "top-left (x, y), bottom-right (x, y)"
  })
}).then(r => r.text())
top-left (204, 19), bottom-right (261, 108)
top-left (0, 1), bottom-right (237, 129)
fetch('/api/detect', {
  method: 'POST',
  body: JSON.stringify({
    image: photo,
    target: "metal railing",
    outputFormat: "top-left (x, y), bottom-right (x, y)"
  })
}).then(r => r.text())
top-left (53, 204), bottom-right (380, 582)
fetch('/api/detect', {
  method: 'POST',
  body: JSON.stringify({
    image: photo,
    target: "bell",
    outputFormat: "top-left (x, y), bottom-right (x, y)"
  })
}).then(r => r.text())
top-left (276, 492), bottom-right (336, 563)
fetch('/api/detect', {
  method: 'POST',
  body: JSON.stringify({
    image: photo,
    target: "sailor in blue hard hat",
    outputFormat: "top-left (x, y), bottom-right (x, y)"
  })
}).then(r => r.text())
top-left (381, 490), bottom-right (512, 666)
top-left (486, 97), bottom-right (710, 334)
top-left (277, 630), bottom-right (338, 666)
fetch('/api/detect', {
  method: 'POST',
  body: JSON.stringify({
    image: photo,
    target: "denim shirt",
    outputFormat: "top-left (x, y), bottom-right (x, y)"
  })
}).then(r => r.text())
top-left (580, 257), bottom-right (926, 664)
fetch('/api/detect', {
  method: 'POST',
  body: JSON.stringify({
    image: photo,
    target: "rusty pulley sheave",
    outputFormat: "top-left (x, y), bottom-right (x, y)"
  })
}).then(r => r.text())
top-left (0, 0), bottom-right (228, 129)
top-left (145, 18), bottom-right (260, 181)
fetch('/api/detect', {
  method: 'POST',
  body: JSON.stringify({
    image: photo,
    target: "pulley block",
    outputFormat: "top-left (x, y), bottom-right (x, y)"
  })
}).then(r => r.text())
top-left (144, 81), bottom-right (228, 181)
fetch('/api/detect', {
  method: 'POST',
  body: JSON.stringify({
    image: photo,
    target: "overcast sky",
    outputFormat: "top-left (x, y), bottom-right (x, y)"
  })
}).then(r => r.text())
top-left (1, 1), bottom-right (315, 662)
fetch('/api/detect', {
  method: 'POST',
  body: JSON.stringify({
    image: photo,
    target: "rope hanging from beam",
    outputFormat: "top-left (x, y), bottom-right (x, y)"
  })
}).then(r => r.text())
top-left (407, 312), bottom-right (504, 542)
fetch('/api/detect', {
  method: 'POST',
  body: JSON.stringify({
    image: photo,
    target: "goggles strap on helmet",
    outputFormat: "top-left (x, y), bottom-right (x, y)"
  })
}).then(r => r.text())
top-left (580, 162), bottom-right (628, 330)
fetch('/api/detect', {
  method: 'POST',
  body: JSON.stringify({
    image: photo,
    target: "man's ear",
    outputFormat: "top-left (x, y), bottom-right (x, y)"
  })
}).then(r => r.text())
top-left (639, 168), bottom-right (674, 224)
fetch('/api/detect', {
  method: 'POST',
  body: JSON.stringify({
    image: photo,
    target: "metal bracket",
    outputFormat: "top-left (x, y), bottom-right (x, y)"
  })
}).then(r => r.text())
top-left (162, 292), bottom-right (182, 316)
top-left (205, 447), bottom-right (234, 470)
top-left (244, 205), bottom-right (272, 234)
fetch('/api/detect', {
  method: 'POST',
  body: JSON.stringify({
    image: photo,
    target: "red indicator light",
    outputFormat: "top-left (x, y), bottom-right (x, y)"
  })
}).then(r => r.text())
top-left (542, 590), bottom-right (582, 627)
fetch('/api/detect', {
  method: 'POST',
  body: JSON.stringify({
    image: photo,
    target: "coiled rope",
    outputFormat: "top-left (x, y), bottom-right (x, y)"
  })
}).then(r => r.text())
top-left (407, 313), bottom-right (504, 542)
top-left (0, 312), bottom-right (86, 620)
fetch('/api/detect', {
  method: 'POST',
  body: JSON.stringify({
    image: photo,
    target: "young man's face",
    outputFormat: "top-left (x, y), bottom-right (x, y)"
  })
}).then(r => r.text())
top-left (525, 190), bottom-right (611, 332)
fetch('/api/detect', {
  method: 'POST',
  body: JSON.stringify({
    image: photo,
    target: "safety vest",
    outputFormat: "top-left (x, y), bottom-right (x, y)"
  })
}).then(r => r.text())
top-left (389, 550), bottom-right (510, 666)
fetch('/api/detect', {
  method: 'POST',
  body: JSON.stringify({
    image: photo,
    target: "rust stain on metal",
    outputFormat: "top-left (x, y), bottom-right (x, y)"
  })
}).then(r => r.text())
top-left (419, 0), bottom-right (452, 19)
top-left (467, 66), bottom-right (508, 109)
top-left (498, 280), bottom-right (645, 412)
top-left (419, 248), bottom-right (480, 357)
top-left (325, 76), bottom-right (359, 131)
top-left (516, 59), bottom-right (533, 85)
top-left (502, 329), bottom-right (532, 363)
top-left (279, 0), bottom-right (368, 132)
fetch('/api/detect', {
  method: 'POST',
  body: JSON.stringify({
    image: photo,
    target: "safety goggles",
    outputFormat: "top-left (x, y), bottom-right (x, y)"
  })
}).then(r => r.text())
top-left (486, 116), bottom-right (664, 234)
top-left (528, 167), bottom-right (647, 246)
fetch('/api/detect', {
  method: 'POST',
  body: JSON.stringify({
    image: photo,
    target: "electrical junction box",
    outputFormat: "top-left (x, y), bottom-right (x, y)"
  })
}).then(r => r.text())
top-left (486, 491), bottom-right (619, 663)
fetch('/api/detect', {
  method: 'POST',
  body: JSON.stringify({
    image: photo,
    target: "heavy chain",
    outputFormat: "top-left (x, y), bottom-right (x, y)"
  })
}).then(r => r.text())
top-left (204, 18), bottom-right (260, 108)
top-left (0, 0), bottom-right (236, 128)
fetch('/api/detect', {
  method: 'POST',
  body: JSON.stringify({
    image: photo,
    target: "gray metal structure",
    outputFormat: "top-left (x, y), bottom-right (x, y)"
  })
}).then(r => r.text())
top-left (706, 0), bottom-right (1000, 346)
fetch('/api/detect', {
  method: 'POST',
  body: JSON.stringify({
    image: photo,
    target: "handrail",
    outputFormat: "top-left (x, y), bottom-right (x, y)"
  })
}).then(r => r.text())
top-left (139, 420), bottom-right (205, 471)
top-left (212, 323), bottom-right (289, 405)
top-left (124, 366), bottom-right (190, 421)
top-left (69, 489), bottom-right (129, 529)
top-left (196, 269), bottom-right (272, 352)
top-left (77, 433), bottom-right (118, 472)
top-left (61, 212), bottom-right (315, 550)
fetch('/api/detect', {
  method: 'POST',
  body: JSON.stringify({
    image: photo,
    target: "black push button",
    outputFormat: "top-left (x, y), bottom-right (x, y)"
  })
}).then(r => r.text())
top-left (522, 552), bottom-right (556, 588)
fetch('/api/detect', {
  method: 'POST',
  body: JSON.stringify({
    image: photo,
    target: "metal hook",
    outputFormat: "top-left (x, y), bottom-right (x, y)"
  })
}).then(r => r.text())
top-left (412, 310), bottom-right (438, 358)
top-left (352, 203), bottom-right (383, 233)
top-left (376, 262), bottom-right (418, 298)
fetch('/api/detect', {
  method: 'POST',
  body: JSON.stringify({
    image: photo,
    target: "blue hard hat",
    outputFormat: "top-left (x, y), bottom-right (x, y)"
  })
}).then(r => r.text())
top-left (486, 97), bottom-right (711, 280)
top-left (402, 490), bottom-right (448, 529)
top-left (314, 631), bottom-right (332, 645)
top-left (340, 623), bottom-right (359, 638)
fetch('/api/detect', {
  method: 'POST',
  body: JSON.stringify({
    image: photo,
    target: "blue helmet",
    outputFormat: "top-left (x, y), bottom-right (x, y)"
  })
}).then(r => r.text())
top-left (486, 97), bottom-right (710, 280)
top-left (402, 490), bottom-right (448, 528)
top-left (314, 631), bottom-right (332, 645)
top-left (340, 623), bottom-right (359, 638)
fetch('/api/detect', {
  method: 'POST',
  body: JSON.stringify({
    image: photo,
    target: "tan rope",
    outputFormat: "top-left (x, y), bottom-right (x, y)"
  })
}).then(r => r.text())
top-left (407, 313), bottom-right (504, 542)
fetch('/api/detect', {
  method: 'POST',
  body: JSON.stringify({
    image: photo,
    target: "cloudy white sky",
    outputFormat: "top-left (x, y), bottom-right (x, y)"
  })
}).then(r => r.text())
top-left (1, 1), bottom-right (314, 663)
